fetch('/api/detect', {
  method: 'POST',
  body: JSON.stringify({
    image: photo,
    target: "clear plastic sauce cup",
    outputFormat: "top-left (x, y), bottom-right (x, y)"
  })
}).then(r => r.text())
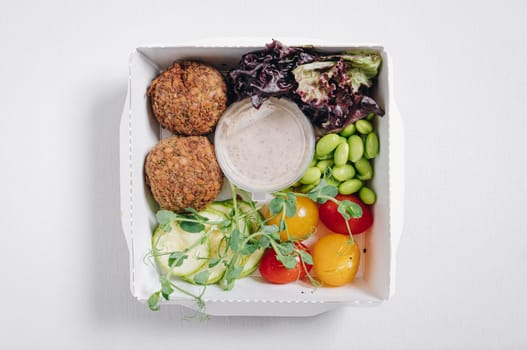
top-left (214, 97), bottom-right (315, 194)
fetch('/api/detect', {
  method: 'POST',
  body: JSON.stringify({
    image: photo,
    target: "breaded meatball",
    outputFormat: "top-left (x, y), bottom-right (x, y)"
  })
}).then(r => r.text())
top-left (145, 136), bottom-right (223, 213)
top-left (147, 61), bottom-right (227, 135)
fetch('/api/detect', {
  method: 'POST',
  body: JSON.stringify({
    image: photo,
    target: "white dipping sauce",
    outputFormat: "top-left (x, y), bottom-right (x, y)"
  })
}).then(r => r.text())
top-left (215, 98), bottom-right (314, 193)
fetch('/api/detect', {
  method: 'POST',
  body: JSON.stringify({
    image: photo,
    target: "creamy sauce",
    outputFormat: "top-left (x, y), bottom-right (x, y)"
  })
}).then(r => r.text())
top-left (215, 98), bottom-right (314, 192)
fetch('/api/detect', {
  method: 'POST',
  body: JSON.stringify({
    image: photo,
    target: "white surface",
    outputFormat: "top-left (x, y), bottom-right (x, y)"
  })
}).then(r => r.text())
top-left (0, 0), bottom-right (526, 348)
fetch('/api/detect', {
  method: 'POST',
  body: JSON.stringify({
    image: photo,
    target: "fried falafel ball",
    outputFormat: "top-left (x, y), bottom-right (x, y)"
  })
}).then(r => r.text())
top-left (145, 136), bottom-right (223, 213)
top-left (147, 61), bottom-right (227, 135)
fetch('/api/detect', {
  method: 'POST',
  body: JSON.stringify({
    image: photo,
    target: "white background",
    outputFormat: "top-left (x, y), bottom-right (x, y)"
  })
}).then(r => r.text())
top-left (1, 0), bottom-right (526, 349)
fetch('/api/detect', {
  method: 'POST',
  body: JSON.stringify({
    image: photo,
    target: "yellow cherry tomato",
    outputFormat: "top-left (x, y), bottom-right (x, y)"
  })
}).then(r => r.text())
top-left (266, 196), bottom-right (319, 241)
top-left (313, 233), bottom-right (361, 286)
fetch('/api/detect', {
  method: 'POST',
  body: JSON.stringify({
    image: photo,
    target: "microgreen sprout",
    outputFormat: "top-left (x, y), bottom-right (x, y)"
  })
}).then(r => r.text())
top-left (276, 180), bottom-right (363, 244)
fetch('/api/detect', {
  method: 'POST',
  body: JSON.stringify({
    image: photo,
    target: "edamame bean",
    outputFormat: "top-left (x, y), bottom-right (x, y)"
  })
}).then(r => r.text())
top-left (364, 132), bottom-right (379, 159)
top-left (337, 136), bottom-right (347, 145)
top-left (339, 179), bottom-right (363, 195)
top-left (309, 158), bottom-right (317, 167)
top-left (300, 167), bottom-right (322, 185)
top-left (348, 135), bottom-right (364, 162)
top-left (340, 123), bottom-right (356, 137)
top-left (354, 158), bottom-right (373, 180)
top-left (300, 183), bottom-right (316, 193)
top-left (316, 159), bottom-right (334, 172)
top-left (315, 153), bottom-right (333, 160)
top-left (334, 142), bottom-right (349, 166)
top-left (359, 187), bottom-right (376, 205)
top-left (300, 178), bottom-right (320, 193)
top-left (366, 112), bottom-right (375, 121)
top-left (356, 119), bottom-right (373, 134)
top-left (332, 164), bottom-right (355, 181)
top-left (315, 134), bottom-right (340, 157)
top-left (325, 176), bottom-right (341, 188)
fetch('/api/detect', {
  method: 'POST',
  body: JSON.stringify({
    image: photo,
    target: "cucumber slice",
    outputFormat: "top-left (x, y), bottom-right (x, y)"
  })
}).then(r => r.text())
top-left (183, 228), bottom-right (232, 285)
top-left (208, 200), bottom-right (233, 216)
top-left (237, 201), bottom-right (263, 233)
top-left (223, 200), bottom-right (265, 278)
top-left (208, 199), bottom-right (263, 235)
top-left (152, 222), bottom-right (209, 277)
top-left (183, 206), bottom-right (232, 285)
top-left (153, 200), bottom-right (266, 285)
top-left (239, 247), bottom-right (265, 278)
top-left (238, 201), bottom-right (265, 277)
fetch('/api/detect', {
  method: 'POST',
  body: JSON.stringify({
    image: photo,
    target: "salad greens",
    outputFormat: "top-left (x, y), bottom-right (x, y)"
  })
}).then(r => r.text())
top-left (228, 40), bottom-right (316, 109)
top-left (228, 40), bottom-right (385, 136)
top-left (292, 52), bottom-right (384, 133)
top-left (293, 52), bottom-right (383, 99)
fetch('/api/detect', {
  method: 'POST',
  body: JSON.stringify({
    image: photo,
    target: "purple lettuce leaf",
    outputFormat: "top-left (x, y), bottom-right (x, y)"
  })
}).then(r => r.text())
top-left (228, 40), bottom-right (317, 108)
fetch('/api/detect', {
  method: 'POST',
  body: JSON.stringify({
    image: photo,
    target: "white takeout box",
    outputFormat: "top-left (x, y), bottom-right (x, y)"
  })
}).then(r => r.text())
top-left (119, 38), bottom-right (404, 317)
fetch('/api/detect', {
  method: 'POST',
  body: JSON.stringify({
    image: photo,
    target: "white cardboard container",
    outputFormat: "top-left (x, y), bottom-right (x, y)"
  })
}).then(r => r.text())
top-left (119, 39), bottom-right (404, 317)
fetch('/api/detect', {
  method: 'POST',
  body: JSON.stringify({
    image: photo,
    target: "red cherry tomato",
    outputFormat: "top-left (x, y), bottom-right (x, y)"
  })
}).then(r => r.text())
top-left (319, 194), bottom-right (373, 234)
top-left (258, 244), bottom-right (313, 284)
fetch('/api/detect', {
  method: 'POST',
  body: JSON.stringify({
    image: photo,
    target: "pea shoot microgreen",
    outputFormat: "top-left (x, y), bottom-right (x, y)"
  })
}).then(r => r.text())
top-left (168, 251), bottom-right (188, 268)
top-left (147, 179), bottom-right (362, 312)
